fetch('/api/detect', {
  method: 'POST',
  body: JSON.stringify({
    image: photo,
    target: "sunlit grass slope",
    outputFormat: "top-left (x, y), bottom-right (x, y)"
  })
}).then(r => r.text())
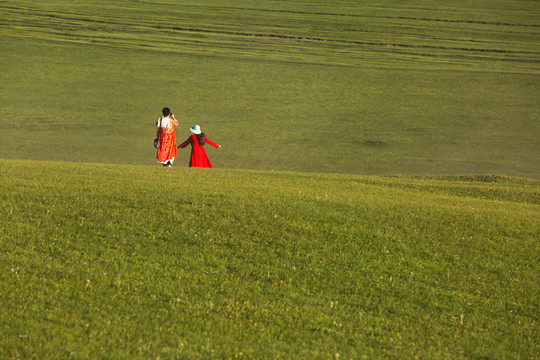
top-left (1, 0), bottom-right (539, 177)
top-left (1, 159), bottom-right (538, 359)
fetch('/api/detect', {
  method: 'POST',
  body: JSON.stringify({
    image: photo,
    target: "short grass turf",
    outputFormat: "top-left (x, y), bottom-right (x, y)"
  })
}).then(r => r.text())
top-left (0, 159), bottom-right (538, 359)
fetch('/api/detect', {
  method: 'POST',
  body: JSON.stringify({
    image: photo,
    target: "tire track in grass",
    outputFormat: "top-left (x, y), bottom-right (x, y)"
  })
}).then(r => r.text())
top-left (2, 3), bottom-right (538, 66)
top-left (192, 5), bottom-right (540, 28)
top-left (4, 10), bottom-right (537, 57)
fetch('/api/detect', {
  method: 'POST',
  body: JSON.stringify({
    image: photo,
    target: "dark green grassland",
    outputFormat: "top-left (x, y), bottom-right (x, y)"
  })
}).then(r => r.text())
top-left (1, 0), bottom-right (539, 176)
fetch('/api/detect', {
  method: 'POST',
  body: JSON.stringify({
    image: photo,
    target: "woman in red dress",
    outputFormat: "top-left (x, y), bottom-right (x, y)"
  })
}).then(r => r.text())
top-left (156, 107), bottom-right (179, 167)
top-left (178, 125), bottom-right (221, 168)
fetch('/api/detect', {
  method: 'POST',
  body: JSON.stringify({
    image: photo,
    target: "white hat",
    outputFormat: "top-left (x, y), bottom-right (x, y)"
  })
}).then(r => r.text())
top-left (190, 125), bottom-right (201, 134)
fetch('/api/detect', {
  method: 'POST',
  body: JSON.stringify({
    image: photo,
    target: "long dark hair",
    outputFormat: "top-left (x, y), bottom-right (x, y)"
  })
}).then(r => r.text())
top-left (196, 133), bottom-right (205, 146)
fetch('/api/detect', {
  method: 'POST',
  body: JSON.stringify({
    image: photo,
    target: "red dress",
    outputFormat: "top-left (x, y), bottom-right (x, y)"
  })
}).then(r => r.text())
top-left (179, 134), bottom-right (219, 168)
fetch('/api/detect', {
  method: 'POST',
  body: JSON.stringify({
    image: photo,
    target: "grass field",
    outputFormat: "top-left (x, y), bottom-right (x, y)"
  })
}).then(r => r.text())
top-left (1, 0), bottom-right (539, 177)
top-left (0, 159), bottom-right (539, 358)
top-left (1, 1), bottom-right (539, 358)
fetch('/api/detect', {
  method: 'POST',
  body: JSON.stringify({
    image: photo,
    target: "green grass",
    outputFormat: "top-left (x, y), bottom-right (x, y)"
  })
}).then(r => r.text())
top-left (1, 1), bottom-right (539, 358)
top-left (1, 0), bottom-right (539, 177)
top-left (1, 159), bottom-right (538, 358)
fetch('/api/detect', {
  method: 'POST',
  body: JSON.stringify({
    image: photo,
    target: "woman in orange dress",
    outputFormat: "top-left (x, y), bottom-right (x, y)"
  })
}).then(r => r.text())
top-left (156, 107), bottom-right (179, 167)
top-left (178, 125), bottom-right (221, 168)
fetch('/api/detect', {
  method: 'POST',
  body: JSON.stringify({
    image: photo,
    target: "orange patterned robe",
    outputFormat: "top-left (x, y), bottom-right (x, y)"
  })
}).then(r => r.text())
top-left (156, 117), bottom-right (178, 164)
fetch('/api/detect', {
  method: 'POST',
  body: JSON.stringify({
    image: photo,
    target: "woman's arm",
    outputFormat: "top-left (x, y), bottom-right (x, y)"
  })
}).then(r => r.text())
top-left (204, 138), bottom-right (221, 149)
top-left (170, 114), bottom-right (179, 127)
top-left (156, 116), bottom-right (163, 137)
top-left (178, 137), bottom-right (193, 149)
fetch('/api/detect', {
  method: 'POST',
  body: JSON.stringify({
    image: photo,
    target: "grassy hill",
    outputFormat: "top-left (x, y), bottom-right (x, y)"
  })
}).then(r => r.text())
top-left (1, 0), bottom-right (539, 177)
top-left (1, 1), bottom-right (539, 358)
top-left (1, 159), bottom-right (538, 358)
